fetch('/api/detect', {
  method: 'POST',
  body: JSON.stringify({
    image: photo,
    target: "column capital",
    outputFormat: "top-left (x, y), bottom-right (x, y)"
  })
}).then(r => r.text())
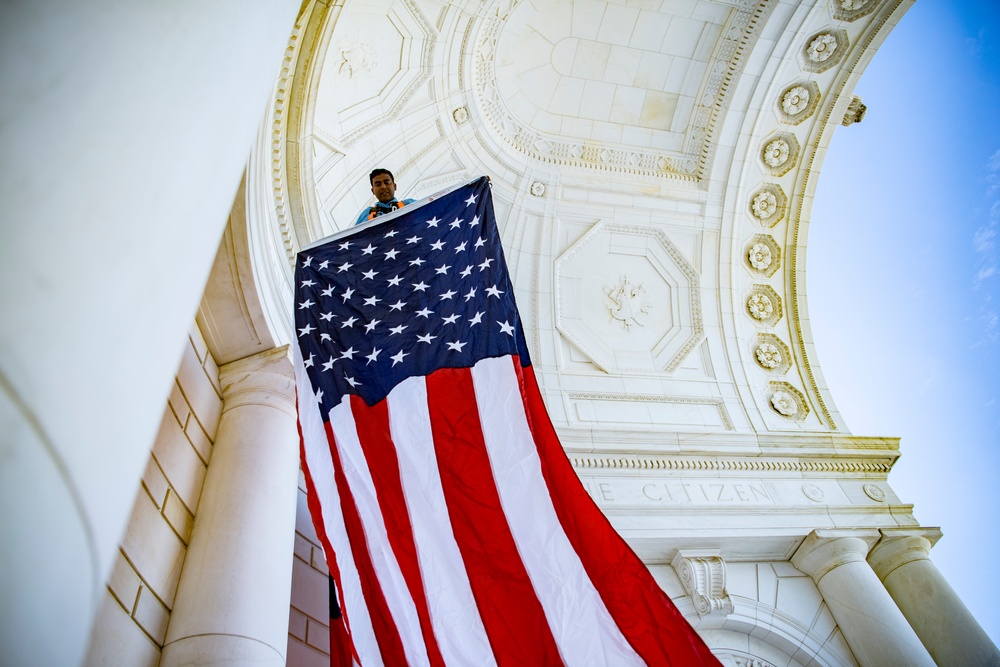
top-left (219, 345), bottom-right (295, 418)
top-left (867, 527), bottom-right (942, 581)
top-left (791, 529), bottom-right (880, 583)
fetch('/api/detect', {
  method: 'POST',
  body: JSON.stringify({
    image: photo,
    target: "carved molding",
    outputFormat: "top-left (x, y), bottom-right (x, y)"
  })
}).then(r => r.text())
top-left (671, 551), bottom-right (734, 618)
top-left (570, 455), bottom-right (893, 475)
top-left (566, 391), bottom-right (734, 431)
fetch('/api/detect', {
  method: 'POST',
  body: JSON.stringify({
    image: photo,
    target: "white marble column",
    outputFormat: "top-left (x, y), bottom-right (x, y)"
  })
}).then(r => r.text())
top-left (868, 528), bottom-right (1000, 666)
top-left (160, 347), bottom-right (299, 666)
top-left (791, 529), bottom-right (935, 667)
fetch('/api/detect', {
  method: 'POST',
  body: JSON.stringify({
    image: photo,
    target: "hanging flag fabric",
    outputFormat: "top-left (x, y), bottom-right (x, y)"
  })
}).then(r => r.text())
top-left (293, 176), bottom-right (720, 666)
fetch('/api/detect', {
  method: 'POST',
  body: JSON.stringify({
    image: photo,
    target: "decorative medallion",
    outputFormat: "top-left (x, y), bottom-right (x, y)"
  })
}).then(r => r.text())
top-left (833, 0), bottom-right (880, 22)
top-left (746, 285), bottom-right (782, 326)
top-left (802, 483), bottom-right (825, 502)
top-left (864, 483), bottom-right (886, 502)
top-left (801, 29), bottom-right (849, 73)
top-left (759, 132), bottom-right (800, 177)
top-left (530, 181), bottom-right (545, 197)
top-left (338, 41), bottom-right (378, 80)
top-left (748, 184), bottom-right (787, 227)
top-left (453, 106), bottom-right (469, 124)
top-left (745, 234), bottom-right (780, 277)
top-left (767, 382), bottom-right (808, 420)
top-left (606, 275), bottom-right (651, 331)
top-left (777, 81), bottom-right (820, 125)
top-left (752, 334), bottom-right (792, 374)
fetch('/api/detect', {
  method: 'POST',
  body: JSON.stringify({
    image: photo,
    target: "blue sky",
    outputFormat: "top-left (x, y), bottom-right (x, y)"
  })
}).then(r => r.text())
top-left (809, 0), bottom-right (1000, 646)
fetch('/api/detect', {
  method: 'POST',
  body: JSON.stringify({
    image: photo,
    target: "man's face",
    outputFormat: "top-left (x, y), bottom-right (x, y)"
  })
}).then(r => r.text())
top-left (371, 173), bottom-right (397, 203)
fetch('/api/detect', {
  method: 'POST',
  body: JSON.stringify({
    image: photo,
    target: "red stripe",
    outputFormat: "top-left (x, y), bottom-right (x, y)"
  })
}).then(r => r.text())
top-left (514, 360), bottom-right (721, 667)
top-left (323, 420), bottom-right (410, 666)
top-left (350, 395), bottom-right (446, 667)
top-left (297, 409), bottom-right (360, 665)
top-left (425, 367), bottom-right (564, 666)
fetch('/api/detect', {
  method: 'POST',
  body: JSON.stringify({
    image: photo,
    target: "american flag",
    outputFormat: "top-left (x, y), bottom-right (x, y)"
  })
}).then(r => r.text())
top-left (293, 177), bottom-right (719, 666)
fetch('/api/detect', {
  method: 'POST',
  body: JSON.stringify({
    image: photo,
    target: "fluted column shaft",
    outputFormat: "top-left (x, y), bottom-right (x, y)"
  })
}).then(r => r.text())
top-left (161, 347), bottom-right (299, 666)
top-left (792, 529), bottom-right (935, 667)
top-left (868, 529), bottom-right (1000, 666)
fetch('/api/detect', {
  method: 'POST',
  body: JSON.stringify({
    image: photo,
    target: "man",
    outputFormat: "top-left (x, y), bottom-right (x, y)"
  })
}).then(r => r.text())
top-left (354, 168), bottom-right (416, 225)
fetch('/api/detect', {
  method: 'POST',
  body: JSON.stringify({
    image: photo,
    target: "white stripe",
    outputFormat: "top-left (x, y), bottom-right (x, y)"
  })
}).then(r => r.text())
top-left (471, 356), bottom-right (647, 667)
top-left (387, 377), bottom-right (498, 667)
top-left (330, 398), bottom-right (431, 667)
top-left (293, 348), bottom-right (382, 666)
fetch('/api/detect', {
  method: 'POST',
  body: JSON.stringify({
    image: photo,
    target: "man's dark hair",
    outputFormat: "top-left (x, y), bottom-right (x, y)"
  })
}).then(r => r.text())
top-left (369, 168), bottom-right (394, 184)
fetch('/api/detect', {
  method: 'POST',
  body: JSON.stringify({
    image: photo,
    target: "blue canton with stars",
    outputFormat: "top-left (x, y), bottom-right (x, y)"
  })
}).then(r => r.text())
top-left (295, 177), bottom-right (530, 411)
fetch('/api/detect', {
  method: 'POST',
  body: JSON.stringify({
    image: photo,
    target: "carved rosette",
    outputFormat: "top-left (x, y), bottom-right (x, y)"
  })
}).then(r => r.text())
top-left (671, 552), bottom-right (734, 618)
top-left (452, 106), bottom-right (469, 124)
top-left (751, 333), bottom-right (791, 374)
top-left (802, 483), bottom-right (825, 502)
top-left (747, 184), bottom-right (787, 227)
top-left (767, 382), bottom-right (808, 420)
top-left (864, 483), bottom-right (887, 502)
top-left (529, 180), bottom-right (545, 197)
top-left (338, 41), bottom-right (378, 80)
top-left (745, 234), bottom-right (780, 277)
top-left (801, 29), bottom-right (849, 73)
top-left (833, 0), bottom-right (880, 22)
top-left (777, 80), bottom-right (820, 125)
top-left (759, 132), bottom-right (799, 177)
top-left (746, 285), bottom-right (782, 326)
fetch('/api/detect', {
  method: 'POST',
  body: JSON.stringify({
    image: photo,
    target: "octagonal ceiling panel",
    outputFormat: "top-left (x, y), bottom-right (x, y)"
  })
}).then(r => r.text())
top-left (555, 221), bottom-right (703, 374)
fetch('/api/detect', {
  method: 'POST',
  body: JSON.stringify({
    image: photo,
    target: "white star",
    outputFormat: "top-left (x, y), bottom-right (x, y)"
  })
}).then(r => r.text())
top-left (486, 285), bottom-right (503, 298)
top-left (464, 287), bottom-right (477, 301)
top-left (450, 218), bottom-right (463, 229)
top-left (447, 341), bottom-right (467, 352)
top-left (338, 262), bottom-right (353, 272)
top-left (385, 249), bottom-right (400, 260)
top-left (430, 240), bottom-right (446, 251)
top-left (361, 244), bottom-right (376, 255)
top-left (406, 235), bottom-right (421, 245)
top-left (365, 319), bottom-right (381, 333)
top-left (322, 357), bottom-right (335, 371)
top-left (478, 258), bottom-right (493, 271)
top-left (442, 314), bottom-right (459, 324)
top-left (341, 287), bottom-right (355, 302)
top-left (340, 347), bottom-right (356, 360)
top-left (417, 333), bottom-right (437, 344)
top-left (409, 257), bottom-right (426, 267)
top-left (298, 323), bottom-right (315, 336)
top-left (345, 375), bottom-right (360, 388)
top-left (389, 324), bottom-right (407, 335)
top-left (362, 269), bottom-right (378, 280)
top-left (366, 348), bottom-right (382, 364)
top-left (341, 316), bottom-right (358, 328)
top-left (460, 265), bottom-right (473, 278)
top-left (440, 289), bottom-right (456, 300)
top-left (435, 264), bottom-right (451, 275)
top-left (469, 214), bottom-right (480, 226)
top-left (498, 320), bottom-right (515, 336)
top-left (387, 275), bottom-right (402, 287)
top-left (364, 295), bottom-right (382, 307)
top-left (415, 307), bottom-right (433, 318)
top-left (454, 241), bottom-right (467, 253)
top-left (320, 333), bottom-right (331, 343)
top-left (391, 350), bottom-right (408, 366)
top-left (469, 311), bottom-right (484, 325)
top-left (302, 256), bottom-right (313, 267)
top-left (298, 299), bottom-right (314, 310)
top-left (474, 237), bottom-right (486, 249)
top-left (321, 285), bottom-right (335, 297)
top-left (301, 279), bottom-right (315, 288)
top-left (318, 260), bottom-right (329, 270)
top-left (425, 216), bottom-right (440, 228)
top-left (303, 353), bottom-right (315, 368)
top-left (338, 240), bottom-right (352, 251)
top-left (465, 194), bottom-right (477, 206)
top-left (319, 312), bottom-right (334, 322)
top-left (384, 229), bottom-right (398, 239)
top-left (389, 300), bottom-right (405, 311)
top-left (315, 388), bottom-right (324, 403)
top-left (413, 281), bottom-right (429, 292)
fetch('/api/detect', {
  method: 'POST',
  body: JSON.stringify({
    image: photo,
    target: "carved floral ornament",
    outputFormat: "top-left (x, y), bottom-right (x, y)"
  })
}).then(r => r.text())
top-left (453, 106), bottom-right (469, 124)
top-left (755, 343), bottom-right (782, 369)
top-left (752, 334), bottom-right (791, 374)
top-left (748, 184), bottom-right (786, 227)
top-left (801, 29), bottom-right (848, 73)
top-left (768, 382), bottom-right (808, 420)
top-left (806, 33), bottom-right (838, 63)
top-left (762, 138), bottom-right (789, 168)
top-left (782, 85), bottom-right (810, 115)
top-left (834, 0), bottom-right (880, 22)
top-left (759, 133), bottom-right (799, 176)
top-left (748, 243), bottom-right (772, 271)
top-left (748, 293), bottom-right (774, 321)
top-left (777, 81), bottom-right (820, 125)
top-left (338, 40), bottom-right (377, 80)
top-left (606, 275), bottom-right (651, 331)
